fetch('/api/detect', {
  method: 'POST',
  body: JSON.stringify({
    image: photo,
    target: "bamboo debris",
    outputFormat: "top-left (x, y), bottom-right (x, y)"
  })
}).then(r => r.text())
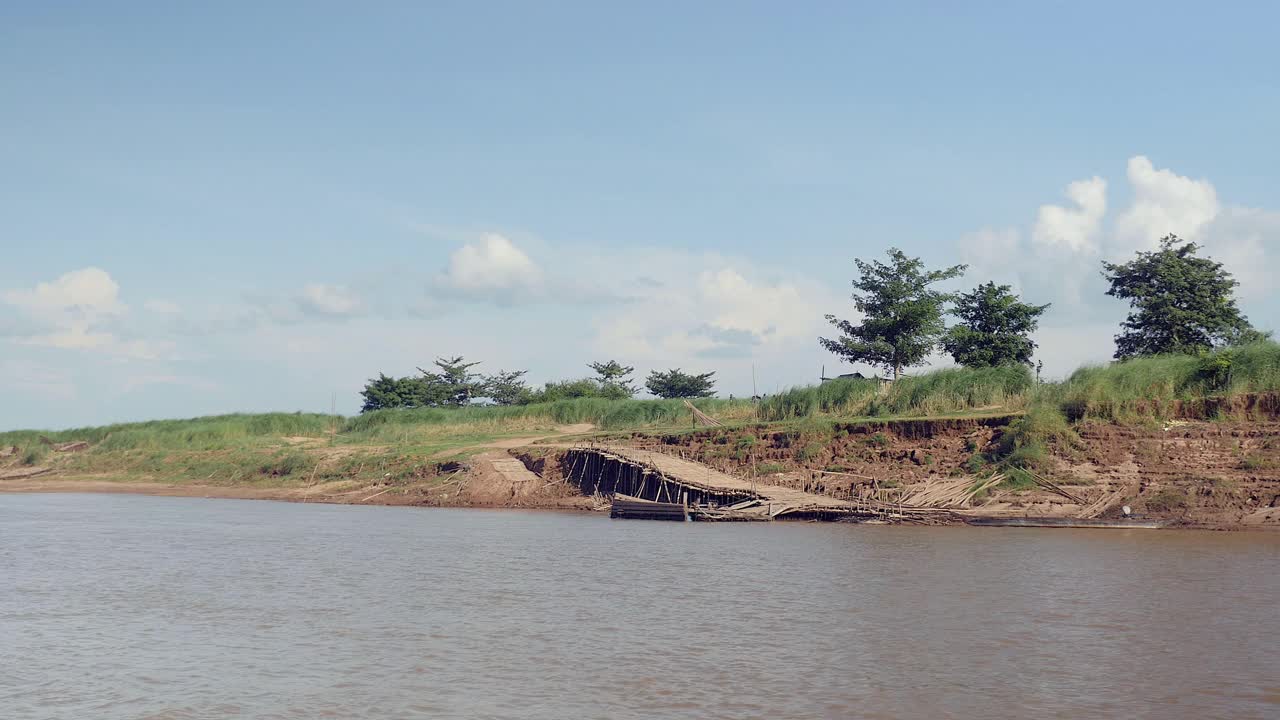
top-left (1024, 469), bottom-right (1086, 504)
top-left (900, 474), bottom-right (1005, 508)
top-left (683, 400), bottom-right (724, 427)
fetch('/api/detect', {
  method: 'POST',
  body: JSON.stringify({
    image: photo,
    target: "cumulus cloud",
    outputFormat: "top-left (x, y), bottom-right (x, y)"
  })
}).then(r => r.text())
top-left (594, 263), bottom-right (837, 367)
top-left (1114, 155), bottom-right (1219, 254)
top-left (1032, 176), bottom-right (1107, 253)
top-left (438, 233), bottom-right (543, 300)
top-left (1, 267), bottom-right (171, 360)
top-left (4, 267), bottom-right (125, 322)
top-left (1200, 207), bottom-right (1280, 301)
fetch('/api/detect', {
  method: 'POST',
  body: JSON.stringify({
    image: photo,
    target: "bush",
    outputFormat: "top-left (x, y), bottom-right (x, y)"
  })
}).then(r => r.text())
top-left (21, 445), bottom-right (47, 466)
top-left (259, 452), bottom-right (309, 477)
top-left (1145, 487), bottom-right (1190, 512)
top-left (795, 442), bottom-right (825, 462)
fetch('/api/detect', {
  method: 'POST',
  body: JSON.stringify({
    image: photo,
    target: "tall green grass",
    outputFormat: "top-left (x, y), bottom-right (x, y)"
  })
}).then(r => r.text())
top-left (344, 397), bottom-right (758, 439)
top-left (5, 343), bottom-right (1278, 456)
top-left (0, 412), bottom-right (339, 451)
top-left (1051, 341), bottom-right (1280, 421)
top-left (758, 365), bottom-right (1033, 421)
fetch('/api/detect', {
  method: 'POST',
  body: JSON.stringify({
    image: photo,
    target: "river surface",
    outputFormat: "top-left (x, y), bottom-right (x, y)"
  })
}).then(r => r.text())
top-left (2, 494), bottom-right (1278, 719)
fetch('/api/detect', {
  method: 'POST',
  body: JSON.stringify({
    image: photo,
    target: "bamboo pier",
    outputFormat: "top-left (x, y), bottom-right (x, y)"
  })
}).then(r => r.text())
top-left (564, 446), bottom-right (959, 523)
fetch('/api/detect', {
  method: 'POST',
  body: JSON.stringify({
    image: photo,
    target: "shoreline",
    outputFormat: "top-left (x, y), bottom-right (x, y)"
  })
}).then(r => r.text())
top-left (4, 478), bottom-right (1276, 531)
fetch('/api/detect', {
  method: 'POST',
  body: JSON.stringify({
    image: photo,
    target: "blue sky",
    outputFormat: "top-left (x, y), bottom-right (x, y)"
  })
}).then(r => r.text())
top-left (3, 1), bottom-right (1278, 429)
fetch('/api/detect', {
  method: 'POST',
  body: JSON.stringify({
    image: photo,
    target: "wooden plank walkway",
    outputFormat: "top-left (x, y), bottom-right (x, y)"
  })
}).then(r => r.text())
top-left (592, 447), bottom-right (859, 519)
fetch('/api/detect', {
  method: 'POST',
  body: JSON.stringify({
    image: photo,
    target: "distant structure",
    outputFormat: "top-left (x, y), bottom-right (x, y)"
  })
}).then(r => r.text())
top-left (819, 366), bottom-right (892, 385)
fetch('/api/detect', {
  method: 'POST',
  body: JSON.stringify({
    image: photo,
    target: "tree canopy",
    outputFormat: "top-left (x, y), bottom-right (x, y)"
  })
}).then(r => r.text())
top-left (418, 356), bottom-right (486, 407)
top-left (820, 248), bottom-right (966, 379)
top-left (645, 368), bottom-right (716, 399)
top-left (943, 282), bottom-right (1050, 367)
top-left (484, 370), bottom-right (531, 406)
top-left (1103, 235), bottom-right (1253, 359)
top-left (360, 373), bottom-right (426, 412)
top-left (588, 360), bottom-right (638, 397)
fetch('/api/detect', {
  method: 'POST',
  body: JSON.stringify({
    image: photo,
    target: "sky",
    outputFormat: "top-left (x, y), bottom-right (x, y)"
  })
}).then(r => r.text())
top-left (3, 1), bottom-right (1279, 430)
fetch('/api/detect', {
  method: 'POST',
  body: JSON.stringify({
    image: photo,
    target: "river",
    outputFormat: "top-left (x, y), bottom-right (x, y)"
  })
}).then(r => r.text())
top-left (1, 494), bottom-right (1277, 719)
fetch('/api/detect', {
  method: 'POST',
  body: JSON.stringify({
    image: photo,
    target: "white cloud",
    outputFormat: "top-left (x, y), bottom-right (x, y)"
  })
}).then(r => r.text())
top-left (1200, 207), bottom-right (1280, 301)
top-left (298, 284), bottom-right (362, 316)
top-left (1032, 176), bottom-right (1107, 254)
top-left (1114, 155), bottom-right (1219, 254)
top-left (959, 227), bottom-right (1024, 290)
top-left (593, 261), bottom-right (838, 371)
top-left (4, 267), bottom-right (125, 321)
top-left (2, 267), bottom-right (170, 360)
top-left (440, 233), bottom-right (542, 298)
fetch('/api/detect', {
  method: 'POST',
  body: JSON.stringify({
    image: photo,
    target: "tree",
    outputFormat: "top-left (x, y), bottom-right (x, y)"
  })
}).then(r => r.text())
top-left (419, 356), bottom-right (485, 407)
top-left (1103, 235), bottom-right (1253, 359)
top-left (483, 370), bottom-right (531, 406)
top-left (943, 282), bottom-right (1050, 367)
top-left (645, 368), bottom-right (716, 399)
top-left (359, 373), bottom-right (418, 412)
top-left (588, 360), bottom-right (638, 397)
top-left (820, 248), bottom-right (966, 379)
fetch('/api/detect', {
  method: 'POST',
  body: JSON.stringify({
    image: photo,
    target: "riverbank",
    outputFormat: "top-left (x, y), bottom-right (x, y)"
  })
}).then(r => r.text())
top-left (5, 413), bottom-right (1280, 529)
top-left (4, 349), bottom-right (1280, 528)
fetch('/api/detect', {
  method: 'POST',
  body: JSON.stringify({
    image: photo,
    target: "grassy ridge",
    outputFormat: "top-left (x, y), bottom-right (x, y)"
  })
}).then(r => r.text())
top-left (1050, 341), bottom-right (1280, 421)
top-left (756, 365), bottom-right (1033, 422)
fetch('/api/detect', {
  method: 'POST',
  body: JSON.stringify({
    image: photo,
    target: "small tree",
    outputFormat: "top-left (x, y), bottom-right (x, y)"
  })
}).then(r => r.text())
top-left (483, 370), bottom-right (531, 406)
top-left (820, 248), bottom-right (966, 379)
top-left (359, 373), bottom-right (415, 412)
top-left (943, 282), bottom-right (1050, 367)
top-left (645, 368), bottom-right (716, 399)
top-left (1103, 235), bottom-right (1253, 359)
top-left (588, 360), bottom-right (638, 397)
top-left (419, 356), bottom-right (485, 406)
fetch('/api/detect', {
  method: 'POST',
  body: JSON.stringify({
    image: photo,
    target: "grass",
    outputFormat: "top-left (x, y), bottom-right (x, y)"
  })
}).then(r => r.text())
top-left (1049, 341), bottom-right (1280, 422)
top-left (1145, 487), bottom-right (1190, 512)
top-left (757, 364), bottom-right (1033, 422)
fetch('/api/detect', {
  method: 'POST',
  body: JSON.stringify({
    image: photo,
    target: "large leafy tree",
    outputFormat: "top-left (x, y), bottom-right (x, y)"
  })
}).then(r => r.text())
top-left (645, 368), bottom-right (716, 399)
top-left (1103, 235), bottom-right (1253, 359)
top-left (820, 248), bottom-right (966, 379)
top-left (943, 282), bottom-right (1050, 367)
top-left (588, 360), bottom-right (638, 397)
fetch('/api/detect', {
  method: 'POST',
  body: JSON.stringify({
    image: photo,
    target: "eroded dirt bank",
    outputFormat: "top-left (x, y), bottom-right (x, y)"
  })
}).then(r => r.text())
top-left (618, 416), bottom-right (1280, 528)
top-left (4, 415), bottom-right (1279, 528)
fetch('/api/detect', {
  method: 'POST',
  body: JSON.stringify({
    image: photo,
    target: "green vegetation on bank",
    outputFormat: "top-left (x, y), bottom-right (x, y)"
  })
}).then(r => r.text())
top-left (6, 342), bottom-right (1280, 446)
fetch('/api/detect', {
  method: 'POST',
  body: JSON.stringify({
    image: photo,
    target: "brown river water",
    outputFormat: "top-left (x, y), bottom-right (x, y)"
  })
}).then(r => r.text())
top-left (2, 494), bottom-right (1278, 719)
